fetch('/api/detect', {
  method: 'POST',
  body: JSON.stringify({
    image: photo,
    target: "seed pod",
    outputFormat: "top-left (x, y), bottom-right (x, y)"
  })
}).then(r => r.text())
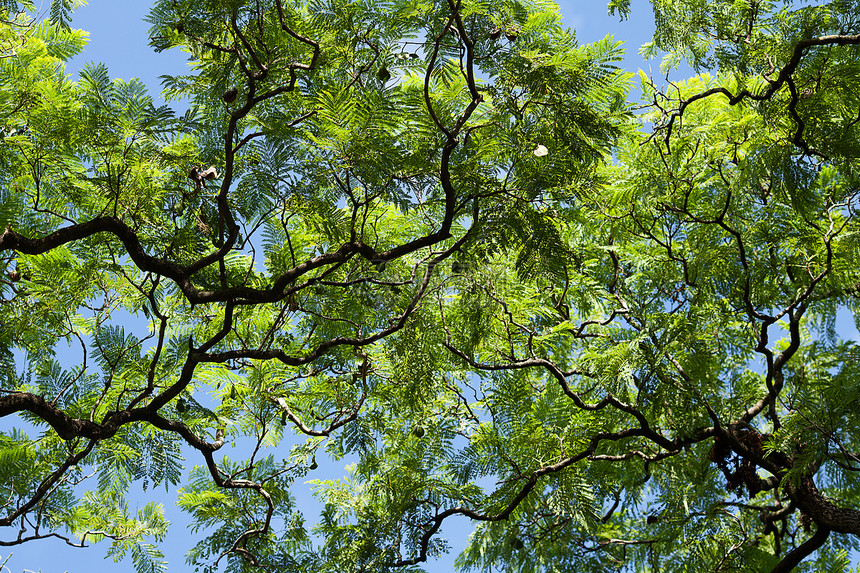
top-left (222, 87), bottom-right (238, 104)
top-left (309, 456), bottom-right (318, 470)
top-left (200, 166), bottom-right (219, 181)
top-left (188, 165), bottom-right (201, 182)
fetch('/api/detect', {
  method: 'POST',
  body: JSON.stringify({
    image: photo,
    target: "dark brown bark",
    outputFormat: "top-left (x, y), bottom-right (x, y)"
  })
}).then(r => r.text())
top-left (787, 476), bottom-right (860, 535)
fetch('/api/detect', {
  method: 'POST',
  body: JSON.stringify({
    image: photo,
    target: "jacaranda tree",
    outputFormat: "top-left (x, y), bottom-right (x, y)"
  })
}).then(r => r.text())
top-left (2, 0), bottom-right (860, 571)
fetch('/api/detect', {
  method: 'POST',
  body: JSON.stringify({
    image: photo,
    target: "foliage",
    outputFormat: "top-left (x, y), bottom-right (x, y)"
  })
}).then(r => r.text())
top-left (1, 0), bottom-right (860, 572)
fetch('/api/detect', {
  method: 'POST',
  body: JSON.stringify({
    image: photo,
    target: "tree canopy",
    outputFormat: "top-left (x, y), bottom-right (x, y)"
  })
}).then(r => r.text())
top-left (2, 0), bottom-right (860, 571)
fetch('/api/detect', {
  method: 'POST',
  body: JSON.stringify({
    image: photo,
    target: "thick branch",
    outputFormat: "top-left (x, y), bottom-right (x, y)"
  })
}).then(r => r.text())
top-left (787, 476), bottom-right (860, 535)
top-left (769, 525), bottom-right (830, 573)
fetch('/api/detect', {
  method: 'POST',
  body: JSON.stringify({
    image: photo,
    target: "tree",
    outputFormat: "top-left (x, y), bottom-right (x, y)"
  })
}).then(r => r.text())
top-left (1, 0), bottom-right (860, 570)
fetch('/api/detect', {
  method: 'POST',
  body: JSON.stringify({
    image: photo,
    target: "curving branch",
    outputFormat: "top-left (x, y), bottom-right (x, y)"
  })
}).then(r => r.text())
top-left (659, 33), bottom-right (860, 150)
top-left (389, 427), bottom-right (665, 567)
top-left (769, 525), bottom-right (830, 573)
top-left (0, 440), bottom-right (95, 527)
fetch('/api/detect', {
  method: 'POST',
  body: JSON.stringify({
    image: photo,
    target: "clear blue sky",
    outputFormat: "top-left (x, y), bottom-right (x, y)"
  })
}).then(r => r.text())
top-left (4, 2), bottom-right (851, 573)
